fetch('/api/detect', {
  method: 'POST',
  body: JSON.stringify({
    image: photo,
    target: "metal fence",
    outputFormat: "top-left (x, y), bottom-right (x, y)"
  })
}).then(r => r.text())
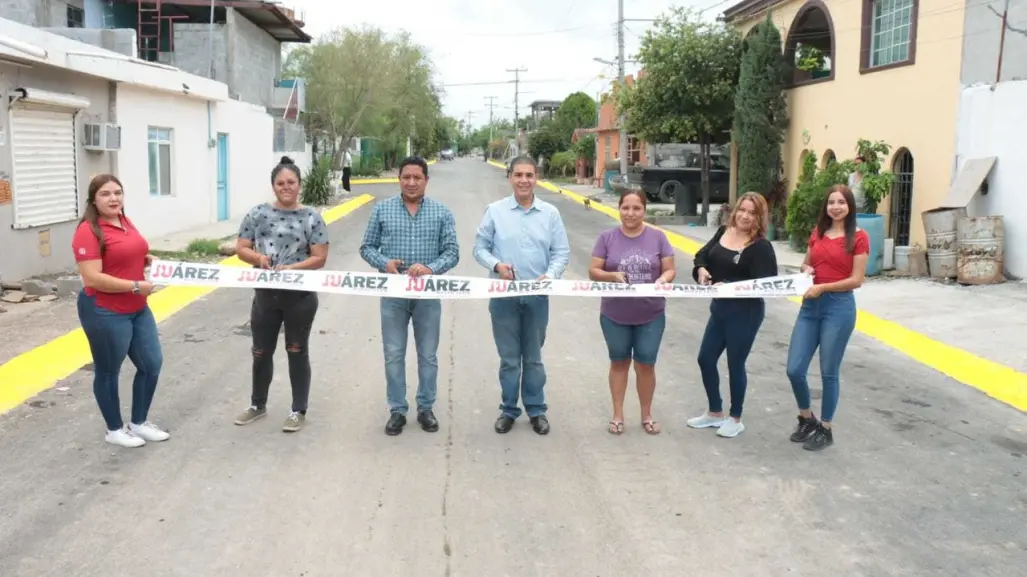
top-left (273, 119), bottom-right (307, 152)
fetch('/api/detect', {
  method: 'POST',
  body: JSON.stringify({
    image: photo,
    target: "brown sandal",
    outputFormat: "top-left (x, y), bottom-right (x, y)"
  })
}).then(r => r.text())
top-left (608, 420), bottom-right (624, 435)
top-left (642, 419), bottom-right (661, 435)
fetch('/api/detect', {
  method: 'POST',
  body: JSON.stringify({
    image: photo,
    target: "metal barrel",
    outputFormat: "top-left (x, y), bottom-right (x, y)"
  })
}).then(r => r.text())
top-left (957, 216), bottom-right (1005, 285)
top-left (921, 207), bottom-right (967, 279)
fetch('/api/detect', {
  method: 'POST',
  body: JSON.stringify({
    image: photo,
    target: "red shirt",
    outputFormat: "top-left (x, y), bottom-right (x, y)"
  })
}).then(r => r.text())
top-left (72, 216), bottom-right (150, 314)
top-left (808, 228), bottom-right (870, 285)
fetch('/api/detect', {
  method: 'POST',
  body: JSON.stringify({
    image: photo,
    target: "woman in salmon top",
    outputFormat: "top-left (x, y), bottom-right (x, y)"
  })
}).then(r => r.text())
top-left (786, 184), bottom-right (868, 451)
top-left (73, 174), bottom-right (167, 449)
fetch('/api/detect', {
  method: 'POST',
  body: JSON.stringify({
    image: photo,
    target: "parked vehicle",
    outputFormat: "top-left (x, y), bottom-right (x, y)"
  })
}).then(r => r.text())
top-left (626, 146), bottom-right (731, 206)
top-left (440, 148), bottom-right (455, 160)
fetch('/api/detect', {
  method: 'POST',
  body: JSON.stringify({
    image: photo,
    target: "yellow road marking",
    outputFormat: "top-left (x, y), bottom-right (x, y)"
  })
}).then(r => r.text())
top-left (0, 194), bottom-right (375, 416)
top-left (351, 159), bottom-right (437, 185)
top-left (506, 164), bottom-right (1027, 412)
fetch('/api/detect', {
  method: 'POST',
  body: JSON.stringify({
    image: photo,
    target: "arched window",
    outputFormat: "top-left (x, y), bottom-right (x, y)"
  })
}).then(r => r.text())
top-left (783, 0), bottom-right (837, 86)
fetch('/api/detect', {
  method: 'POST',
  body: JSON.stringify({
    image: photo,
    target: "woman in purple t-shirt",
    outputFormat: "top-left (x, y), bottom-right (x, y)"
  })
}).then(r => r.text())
top-left (589, 190), bottom-right (676, 435)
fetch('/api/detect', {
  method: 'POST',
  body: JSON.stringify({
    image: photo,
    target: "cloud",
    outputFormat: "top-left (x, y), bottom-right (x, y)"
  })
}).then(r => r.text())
top-left (289, 0), bottom-right (715, 129)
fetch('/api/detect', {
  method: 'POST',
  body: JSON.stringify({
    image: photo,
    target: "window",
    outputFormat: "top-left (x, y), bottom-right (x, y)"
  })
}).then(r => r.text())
top-left (860, 0), bottom-right (919, 72)
top-left (148, 127), bottom-right (173, 196)
top-left (66, 6), bottom-right (84, 28)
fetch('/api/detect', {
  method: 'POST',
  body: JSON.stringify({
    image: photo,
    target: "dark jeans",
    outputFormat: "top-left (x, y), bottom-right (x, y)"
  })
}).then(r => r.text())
top-left (696, 299), bottom-right (765, 419)
top-left (77, 292), bottom-right (163, 431)
top-left (250, 289), bottom-right (318, 413)
top-left (786, 291), bottom-right (857, 422)
top-left (342, 167), bottom-right (351, 192)
top-left (489, 296), bottom-right (550, 419)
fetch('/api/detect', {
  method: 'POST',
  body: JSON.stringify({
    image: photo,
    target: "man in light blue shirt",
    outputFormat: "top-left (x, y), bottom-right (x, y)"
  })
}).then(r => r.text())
top-left (473, 155), bottom-right (570, 435)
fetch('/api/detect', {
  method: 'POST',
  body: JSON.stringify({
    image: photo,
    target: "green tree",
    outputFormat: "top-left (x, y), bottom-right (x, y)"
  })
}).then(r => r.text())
top-left (732, 13), bottom-right (789, 196)
top-left (621, 7), bottom-right (742, 220)
top-left (554, 92), bottom-right (597, 143)
top-left (527, 120), bottom-right (564, 170)
top-left (283, 26), bottom-right (444, 170)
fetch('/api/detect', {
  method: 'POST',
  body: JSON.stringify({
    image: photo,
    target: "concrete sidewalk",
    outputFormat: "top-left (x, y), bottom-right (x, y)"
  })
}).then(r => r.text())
top-left (551, 179), bottom-right (1027, 407)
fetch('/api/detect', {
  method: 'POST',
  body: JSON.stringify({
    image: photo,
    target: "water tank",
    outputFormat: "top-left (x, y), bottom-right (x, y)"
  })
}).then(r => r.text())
top-left (856, 214), bottom-right (884, 277)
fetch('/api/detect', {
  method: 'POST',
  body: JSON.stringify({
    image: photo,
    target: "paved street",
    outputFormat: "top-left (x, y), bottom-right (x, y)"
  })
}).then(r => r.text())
top-left (0, 158), bottom-right (1024, 577)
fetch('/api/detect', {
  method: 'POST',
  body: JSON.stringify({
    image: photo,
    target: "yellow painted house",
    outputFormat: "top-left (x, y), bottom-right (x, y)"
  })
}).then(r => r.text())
top-left (722, 0), bottom-right (966, 248)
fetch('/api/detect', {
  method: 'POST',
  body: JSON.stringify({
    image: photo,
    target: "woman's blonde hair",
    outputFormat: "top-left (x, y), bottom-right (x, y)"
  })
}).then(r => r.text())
top-left (728, 191), bottom-right (769, 239)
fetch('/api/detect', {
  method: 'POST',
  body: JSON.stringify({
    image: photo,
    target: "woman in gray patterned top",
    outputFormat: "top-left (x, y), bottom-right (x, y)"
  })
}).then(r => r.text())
top-left (232, 156), bottom-right (330, 433)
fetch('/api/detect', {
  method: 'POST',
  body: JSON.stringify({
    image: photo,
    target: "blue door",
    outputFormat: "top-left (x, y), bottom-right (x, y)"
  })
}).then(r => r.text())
top-left (216, 133), bottom-right (229, 221)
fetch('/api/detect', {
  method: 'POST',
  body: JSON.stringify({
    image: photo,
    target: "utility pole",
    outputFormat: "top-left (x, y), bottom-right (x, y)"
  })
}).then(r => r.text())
top-left (484, 96), bottom-right (497, 142)
top-left (507, 67), bottom-right (527, 151)
top-left (617, 0), bottom-right (627, 176)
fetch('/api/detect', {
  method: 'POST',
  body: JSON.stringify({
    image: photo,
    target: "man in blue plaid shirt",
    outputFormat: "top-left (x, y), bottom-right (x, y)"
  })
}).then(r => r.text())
top-left (359, 157), bottom-right (460, 436)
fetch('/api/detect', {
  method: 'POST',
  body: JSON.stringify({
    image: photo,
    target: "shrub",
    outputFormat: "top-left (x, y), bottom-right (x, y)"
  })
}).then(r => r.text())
top-left (785, 151), bottom-right (853, 252)
top-left (301, 155), bottom-right (333, 206)
top-left (549, 151), bottom-right (576, 177)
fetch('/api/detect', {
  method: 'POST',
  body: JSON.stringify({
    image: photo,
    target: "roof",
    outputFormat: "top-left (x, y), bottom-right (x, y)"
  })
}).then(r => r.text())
top-left (115, 0), bottom-right (312, 43)
top-left (0, 16), bottom-right (228, 101)
top-left (529, 100), bottom-right (562, 108)
top-left (721, 0), bottom-right (790, 23)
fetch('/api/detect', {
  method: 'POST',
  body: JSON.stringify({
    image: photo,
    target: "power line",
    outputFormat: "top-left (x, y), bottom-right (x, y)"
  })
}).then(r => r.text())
top-left (441, 78), bottom-right (594, 87)
top-left (462, 25), bottom-right (590, 37)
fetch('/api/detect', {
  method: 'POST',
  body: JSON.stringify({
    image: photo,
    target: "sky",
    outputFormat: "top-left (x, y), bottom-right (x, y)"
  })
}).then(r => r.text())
top-left (288, 0), bottom-right (729, 130)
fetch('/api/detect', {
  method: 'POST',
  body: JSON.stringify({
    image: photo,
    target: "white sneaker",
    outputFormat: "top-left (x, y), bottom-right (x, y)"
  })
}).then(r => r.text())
top-left (716, 419), bottom-right (746, 438)
top-left (130, 421), bottom-right (171, 442)
top-left (687, 412), bottom-right (729, 429)
top-left (105, 427), bottom-right (146, 448)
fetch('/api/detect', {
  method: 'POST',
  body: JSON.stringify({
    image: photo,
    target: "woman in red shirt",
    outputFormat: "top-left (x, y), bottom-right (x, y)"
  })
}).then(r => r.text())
top-left (785, 184), bottom-right (868, 451)
top-left (73, 174), bottom-right (167, 449)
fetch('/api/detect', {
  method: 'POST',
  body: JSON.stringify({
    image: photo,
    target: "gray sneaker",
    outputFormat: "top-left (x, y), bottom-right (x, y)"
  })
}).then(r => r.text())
top-left (282, 412), bottom-right (305, 432)
top-left (234, 406), bottom-right (267, 426)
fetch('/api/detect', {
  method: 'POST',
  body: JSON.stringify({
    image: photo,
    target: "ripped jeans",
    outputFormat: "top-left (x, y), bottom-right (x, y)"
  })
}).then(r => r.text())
top-left (249, 288), bottom-right (318, 413)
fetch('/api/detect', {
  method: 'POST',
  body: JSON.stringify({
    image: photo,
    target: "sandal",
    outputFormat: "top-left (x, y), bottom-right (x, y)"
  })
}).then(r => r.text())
top-left (608, 420), bottom-right (624, 435)
top-left (642, 419), bottom-right (661, 435)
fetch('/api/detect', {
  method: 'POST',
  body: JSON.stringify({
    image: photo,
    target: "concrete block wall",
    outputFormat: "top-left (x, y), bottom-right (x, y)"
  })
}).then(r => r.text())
top-left (172, 23), bottom-right (229, 85)
top-left (43, 27), bottom-right (136, 57)
top-left (0, 0), bottom-right (86, 29)
top-left (226, 8), bottom-right (281, 109)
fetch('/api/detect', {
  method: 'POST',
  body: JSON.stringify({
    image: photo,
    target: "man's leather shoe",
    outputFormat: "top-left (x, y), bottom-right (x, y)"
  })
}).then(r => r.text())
top-left (385, 412), bottom-right (406, 436)
top-left (494, 415), bottom-right (515, 434)
top-left (530, 415), bottom-right (550, 435)
top-left (417, 410), bottom-right (440, 432)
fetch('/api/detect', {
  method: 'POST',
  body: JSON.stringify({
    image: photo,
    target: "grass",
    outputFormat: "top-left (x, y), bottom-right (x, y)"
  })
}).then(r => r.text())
top-left (150, 237), bottom-right (227, 262)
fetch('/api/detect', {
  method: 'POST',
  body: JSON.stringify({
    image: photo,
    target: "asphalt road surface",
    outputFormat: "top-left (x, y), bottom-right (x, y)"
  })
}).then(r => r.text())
top-left (1, 159), bottom-right (1025, 577)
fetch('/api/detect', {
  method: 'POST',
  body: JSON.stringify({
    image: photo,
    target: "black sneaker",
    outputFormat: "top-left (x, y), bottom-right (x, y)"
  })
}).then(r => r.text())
top-left (803, 424), bottom-right (833, 451)
top-left (790, 414), bottom-right (819, 443)
top-left (385, 412), bottom-right (407, 436)
top-left (417, 410), bottom-right (439, 432)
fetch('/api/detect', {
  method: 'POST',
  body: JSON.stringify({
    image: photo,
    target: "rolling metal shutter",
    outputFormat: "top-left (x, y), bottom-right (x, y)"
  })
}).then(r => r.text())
top-left (10, 104), bottom-right (79, 229)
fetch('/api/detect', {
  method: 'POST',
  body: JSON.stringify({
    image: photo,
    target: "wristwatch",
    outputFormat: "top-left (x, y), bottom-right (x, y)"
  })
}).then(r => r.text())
top-left (132, 281), bottom-right (141, 295)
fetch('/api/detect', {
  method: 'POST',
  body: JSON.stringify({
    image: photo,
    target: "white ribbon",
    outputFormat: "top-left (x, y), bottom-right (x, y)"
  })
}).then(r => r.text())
top-left (149, 260), bottom-right (811, 300)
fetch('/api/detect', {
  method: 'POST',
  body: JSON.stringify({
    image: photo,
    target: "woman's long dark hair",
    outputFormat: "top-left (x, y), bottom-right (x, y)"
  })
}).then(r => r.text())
top-left (816, 184), bottom-right (858, 253)
top-left (80, 174), bottom-right (124, 256)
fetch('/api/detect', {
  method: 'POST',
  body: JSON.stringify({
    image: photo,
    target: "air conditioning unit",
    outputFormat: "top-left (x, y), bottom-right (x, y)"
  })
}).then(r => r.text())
top-left (82, 122), bottom-right (122, 152)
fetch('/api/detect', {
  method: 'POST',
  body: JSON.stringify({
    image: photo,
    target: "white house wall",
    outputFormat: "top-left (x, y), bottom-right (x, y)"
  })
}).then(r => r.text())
top-left (213, 98), bottom-right (276, 220)
top-left (0, 61), bottom-right (111, 281)
top-left (115, 83), bottom-right (214, 239)
top-left (956, 81), bottom-right (1027, 279)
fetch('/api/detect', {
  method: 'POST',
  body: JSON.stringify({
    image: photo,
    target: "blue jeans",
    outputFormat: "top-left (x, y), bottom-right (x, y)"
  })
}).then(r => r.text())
top-left (786, 291), bottom-right (857, 423)
top-left (599, 312), bottom-right (666, 365)
top-left (380, 297), bottom-right (441, 415)
top-left (697, 299), bottom-right (765, 419)
top-left (76, 292), bottom-right (164, 431)
top-left (488, 296), bottom-right (549, 418)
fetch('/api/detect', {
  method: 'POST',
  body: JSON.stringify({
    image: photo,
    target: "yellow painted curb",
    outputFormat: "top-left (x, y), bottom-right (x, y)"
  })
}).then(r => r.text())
top-left (0, 194), bottom-right (375, 416)
top-left (351, 159), bottom-right (437, 185)
top-left (495, 162), bottom-right (1027, 411)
